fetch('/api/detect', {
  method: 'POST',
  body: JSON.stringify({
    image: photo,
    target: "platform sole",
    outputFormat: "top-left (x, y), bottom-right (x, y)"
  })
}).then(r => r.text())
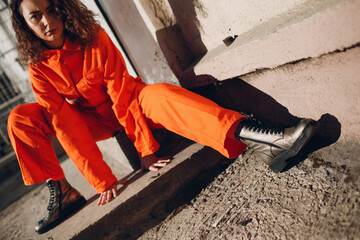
top-left (269, 120), bottom-right (319, 173)
top-left (35, 196), bottom-right (86, 234)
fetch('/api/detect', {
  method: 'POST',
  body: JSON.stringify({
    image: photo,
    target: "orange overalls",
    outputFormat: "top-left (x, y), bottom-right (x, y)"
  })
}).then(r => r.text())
top-left (7, 29), bottom-right (246, 193)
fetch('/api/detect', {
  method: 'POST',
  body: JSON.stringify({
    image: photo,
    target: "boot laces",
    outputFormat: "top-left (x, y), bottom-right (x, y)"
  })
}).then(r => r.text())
top-left (241, 120), bottom-right (283, 135)
top-left (47, 182), bottom-right (56, 211)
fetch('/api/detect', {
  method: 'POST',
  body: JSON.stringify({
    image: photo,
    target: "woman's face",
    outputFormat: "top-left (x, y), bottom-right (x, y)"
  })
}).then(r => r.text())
top-left (20, 0), bottom-right (64, 49)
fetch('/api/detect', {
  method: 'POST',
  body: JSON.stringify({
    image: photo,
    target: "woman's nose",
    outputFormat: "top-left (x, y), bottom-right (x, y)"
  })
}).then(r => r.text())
top-left (42, 14), bottom-right (52, 28)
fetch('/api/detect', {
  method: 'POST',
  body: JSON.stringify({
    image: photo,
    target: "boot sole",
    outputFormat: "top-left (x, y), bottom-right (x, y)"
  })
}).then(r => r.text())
top-left (36, 196), bottom-right (86, 234)
top-left (269, 120), bottom-right (319, 173)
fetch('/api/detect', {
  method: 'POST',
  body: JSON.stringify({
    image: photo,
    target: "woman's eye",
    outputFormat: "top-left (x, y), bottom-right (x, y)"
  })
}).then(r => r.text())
top-left (30, 14), bottom-right (39, 20)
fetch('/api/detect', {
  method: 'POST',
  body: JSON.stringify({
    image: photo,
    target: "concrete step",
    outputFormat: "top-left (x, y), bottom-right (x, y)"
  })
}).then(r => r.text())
top-left (0, 133), bottom-right (226, 239)
top-left (53, 144), bottom-right (225, 240)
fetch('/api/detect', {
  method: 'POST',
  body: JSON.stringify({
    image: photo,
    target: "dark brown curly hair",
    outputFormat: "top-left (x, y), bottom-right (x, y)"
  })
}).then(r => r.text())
top-left (10, 0), bottom-right (100, 65)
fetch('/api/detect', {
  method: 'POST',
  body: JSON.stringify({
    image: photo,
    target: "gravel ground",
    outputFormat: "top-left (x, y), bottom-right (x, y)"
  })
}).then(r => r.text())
top-left (139, 149), bottom-right (360, 240)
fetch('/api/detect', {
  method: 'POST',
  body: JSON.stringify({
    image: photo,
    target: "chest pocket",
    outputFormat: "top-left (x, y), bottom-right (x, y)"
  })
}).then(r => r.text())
top-left (42, 70), bottom-right (80, 100)
top-left (76, 69), bottom-right (108, 105)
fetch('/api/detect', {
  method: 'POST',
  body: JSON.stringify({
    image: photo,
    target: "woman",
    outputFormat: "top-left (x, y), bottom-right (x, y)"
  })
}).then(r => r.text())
top-left (8, 0), bottom-right (318, 234)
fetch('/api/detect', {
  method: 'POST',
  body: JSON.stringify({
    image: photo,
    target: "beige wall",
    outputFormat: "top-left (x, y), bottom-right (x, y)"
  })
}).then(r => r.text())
top-left (135, 0), bottom-right (350, 51)
top-left (132, 0), bottom-right (358, 86)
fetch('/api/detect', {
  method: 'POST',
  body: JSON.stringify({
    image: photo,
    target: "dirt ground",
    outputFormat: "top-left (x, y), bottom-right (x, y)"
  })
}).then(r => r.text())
top-left (0, 143), bottom-right (359, 240)
top-left (139, 149), bottom-right (360, 240)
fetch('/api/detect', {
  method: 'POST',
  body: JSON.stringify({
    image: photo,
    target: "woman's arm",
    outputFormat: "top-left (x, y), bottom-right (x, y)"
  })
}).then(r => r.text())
top-left (96, 29), bottom-right (160, 158)
top-left (30, 66), bottom-right (117, 194)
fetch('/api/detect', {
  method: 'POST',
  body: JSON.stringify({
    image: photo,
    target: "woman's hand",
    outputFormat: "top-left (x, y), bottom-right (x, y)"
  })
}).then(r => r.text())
top-left (140, 154), bottom-right (172, 171)
top-left (97, 179), bottom-right (128, 206)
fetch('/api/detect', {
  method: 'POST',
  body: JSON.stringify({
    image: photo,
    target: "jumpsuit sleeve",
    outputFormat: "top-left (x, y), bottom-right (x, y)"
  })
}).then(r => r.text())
top-left (30, 66), bottom-right (117, 193)
top-left (96, 29), bottom-right (160, 157)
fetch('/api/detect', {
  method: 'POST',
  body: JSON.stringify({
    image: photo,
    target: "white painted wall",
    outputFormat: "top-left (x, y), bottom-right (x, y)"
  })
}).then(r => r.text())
top-left (81, 0), bottom-right (137, 77)
top-left (134, 0), bottom-right (350, 52)
top-left (195, 0), bottom-right (360, 81)
top-left (195, 0), bottom-right (307, 51)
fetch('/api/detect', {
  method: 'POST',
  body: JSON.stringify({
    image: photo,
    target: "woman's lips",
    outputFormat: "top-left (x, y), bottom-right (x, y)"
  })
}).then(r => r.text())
top-left (47, 29), bottom-right (57, 35)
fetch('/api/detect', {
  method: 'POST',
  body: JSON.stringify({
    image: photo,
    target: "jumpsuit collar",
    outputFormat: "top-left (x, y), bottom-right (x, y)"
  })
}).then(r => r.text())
top-left (40, 36), bottom-right (83, 98)
top-left (44, 36), bottom-right (81, 61)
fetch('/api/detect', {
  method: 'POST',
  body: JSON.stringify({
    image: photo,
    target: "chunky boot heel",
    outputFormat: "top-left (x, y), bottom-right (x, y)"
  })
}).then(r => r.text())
top-left (269, 120), bottom-right (318, 172)
top-left (236, 118), bottom-right (318, 173)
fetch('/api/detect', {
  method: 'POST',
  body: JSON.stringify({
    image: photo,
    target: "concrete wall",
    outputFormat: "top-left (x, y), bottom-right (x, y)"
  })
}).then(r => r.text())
top-left (133, 0), bottom-right (359, 85)
top-left (194, 0), bottom-right (360, 81)
top-left (137, 0), bottom-right (348, 51)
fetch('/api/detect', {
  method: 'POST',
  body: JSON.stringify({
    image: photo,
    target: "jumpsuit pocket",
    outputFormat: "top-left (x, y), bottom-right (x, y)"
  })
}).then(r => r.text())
top-left (77, 69), bottom-right (107, 104)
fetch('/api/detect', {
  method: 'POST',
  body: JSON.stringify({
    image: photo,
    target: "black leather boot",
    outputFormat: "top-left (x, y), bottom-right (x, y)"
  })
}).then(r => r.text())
top-left (35, 179), bottom-right (86, 234)
top-left (236, 118), bottom-right (318, 173)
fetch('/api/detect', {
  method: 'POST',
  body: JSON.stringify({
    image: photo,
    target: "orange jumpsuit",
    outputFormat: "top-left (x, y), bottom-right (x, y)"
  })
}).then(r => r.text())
top-left (7, 29), bottom-right (246, 193)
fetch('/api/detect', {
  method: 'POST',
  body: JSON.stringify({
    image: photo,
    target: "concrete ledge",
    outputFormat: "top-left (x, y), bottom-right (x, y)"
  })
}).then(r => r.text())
top-left (42, 143), bottom-right (225, 239)
top-left (194, 0), bottom-right (360, 80)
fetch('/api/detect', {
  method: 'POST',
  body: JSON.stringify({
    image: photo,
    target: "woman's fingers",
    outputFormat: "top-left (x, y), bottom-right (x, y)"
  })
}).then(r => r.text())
top-left (97, 190), bottom-right (113, 206)
top-left (97, 191), bottom-right (107, 205)
top-left (157, 159), bottom-right (171, 163)
top-left (97, 195), bottom-right (102, 205)
top-left (97, 158), bottom-right (171, 204)
top-left (149, 165), bottom-right (159, 171)
top-left (107, 190), bottom-right (112, 203)
top-left (97, 179), bottom-right (128, 206)
top-left (149, 158), bottom-right (172, 171)
top-left (141, 154), bottom-right (173, 171)
top-left (153, 162), bottom-right (167, 167)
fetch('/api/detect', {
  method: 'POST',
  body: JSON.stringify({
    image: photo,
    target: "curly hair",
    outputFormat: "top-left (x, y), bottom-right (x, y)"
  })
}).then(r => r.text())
top-left (10, 0), bottom-right (100, 65)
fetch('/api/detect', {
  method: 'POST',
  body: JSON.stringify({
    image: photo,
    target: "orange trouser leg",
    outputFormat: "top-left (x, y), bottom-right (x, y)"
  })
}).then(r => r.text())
top-left (138, 83), bottom-right (247, 158)
top-left (7, 103), bottom-right (64, 185)
top-left (7, 103), bottom-right (121, 186)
